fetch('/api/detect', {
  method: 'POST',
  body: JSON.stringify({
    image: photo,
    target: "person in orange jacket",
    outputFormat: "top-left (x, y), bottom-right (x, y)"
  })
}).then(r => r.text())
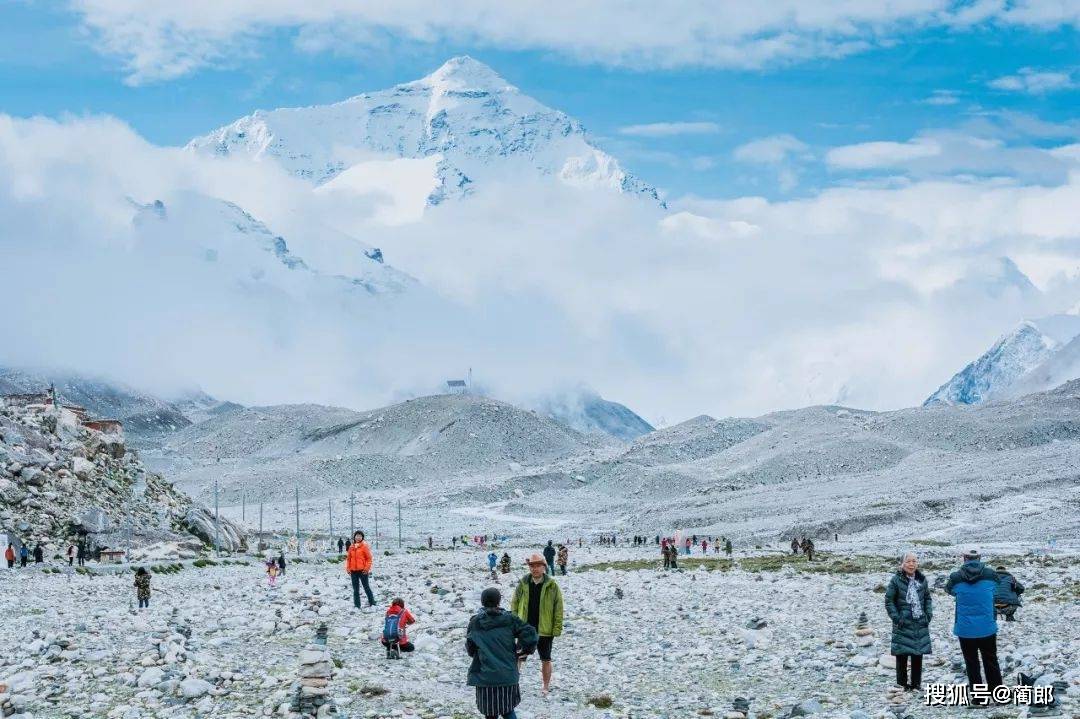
top-left (4, 543), bottom-right (15, 569)
top-left (346, 530), bottom-right (376, 608)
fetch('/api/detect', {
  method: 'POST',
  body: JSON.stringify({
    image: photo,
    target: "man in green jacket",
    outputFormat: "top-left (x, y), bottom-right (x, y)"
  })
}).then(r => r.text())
top-left (511, 553), bottom-right (564, 697)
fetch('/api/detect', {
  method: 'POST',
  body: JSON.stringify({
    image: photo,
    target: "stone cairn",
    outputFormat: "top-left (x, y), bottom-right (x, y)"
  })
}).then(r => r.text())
top-left (854, 611), bottom-right (875, 647)
top-left (289, 622), bottom-right (336, 718)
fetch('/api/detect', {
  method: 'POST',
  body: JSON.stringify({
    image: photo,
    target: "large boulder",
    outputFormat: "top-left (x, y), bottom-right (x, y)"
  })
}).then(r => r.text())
top-left (71, 457), bottom-right (95, 480)
top-left (76, 507), bottom-right (109, 534)
top-left (182, 507), bottom-right (245, 552)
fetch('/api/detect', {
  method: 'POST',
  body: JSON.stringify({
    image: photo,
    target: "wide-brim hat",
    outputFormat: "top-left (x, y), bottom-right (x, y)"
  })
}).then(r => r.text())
top-left (524, 553), bottom-right (547, 566)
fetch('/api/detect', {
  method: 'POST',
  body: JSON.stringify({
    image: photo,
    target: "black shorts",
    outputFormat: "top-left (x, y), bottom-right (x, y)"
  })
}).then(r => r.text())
top-left (536, 635), bottom-right (554, 662)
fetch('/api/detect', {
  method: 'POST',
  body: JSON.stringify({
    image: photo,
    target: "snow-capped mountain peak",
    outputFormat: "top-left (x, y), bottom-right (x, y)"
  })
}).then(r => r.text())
top-left (410, 55), bottom-right (514, 95)
top-left (187, 56), bottom-right (663, 212)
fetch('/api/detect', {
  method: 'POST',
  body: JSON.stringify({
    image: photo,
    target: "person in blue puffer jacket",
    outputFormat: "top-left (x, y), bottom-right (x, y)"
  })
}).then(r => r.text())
top-left (945, 547), bottom-right (1003, 692)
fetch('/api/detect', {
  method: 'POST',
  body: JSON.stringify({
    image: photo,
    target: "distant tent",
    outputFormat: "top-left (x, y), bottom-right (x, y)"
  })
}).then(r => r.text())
top-left (446, 379), bottom-right (467, 394)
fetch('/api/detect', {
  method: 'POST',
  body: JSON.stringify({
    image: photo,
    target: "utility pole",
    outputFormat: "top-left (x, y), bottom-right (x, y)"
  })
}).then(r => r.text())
top-left (374, 509), bottom-right (379, 550)
top-left (349, 492), bottom-right (355, 538)
top-left (295, 485), bottom-right (301, 557)
top-left (242, 488), bottom-right (246, 523)
top-left (258, 501), bottom-right (263, 553)
top-left (328, 499), bottom-right (334, 553)
top-left (213, 478), bottom-right (220, 557)
top-left (397, 499), bottom-right (402, 548)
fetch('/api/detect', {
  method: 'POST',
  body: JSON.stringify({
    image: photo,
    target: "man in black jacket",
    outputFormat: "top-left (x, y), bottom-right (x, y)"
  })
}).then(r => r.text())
top-left (466, 587), bottom-right (538, 719)
top-left (993, 565), bottom-right (1025, 622)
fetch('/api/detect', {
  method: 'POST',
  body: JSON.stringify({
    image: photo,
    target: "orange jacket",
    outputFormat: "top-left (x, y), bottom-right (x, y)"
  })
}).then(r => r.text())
top-left (345, 541), bottom-right (372, 573)
top-left (4, 546), bottom-right (14, 562)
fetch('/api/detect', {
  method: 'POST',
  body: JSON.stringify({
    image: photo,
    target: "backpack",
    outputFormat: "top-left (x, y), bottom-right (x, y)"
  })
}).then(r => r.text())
top-left (382, 613), bottom-right (401, 642)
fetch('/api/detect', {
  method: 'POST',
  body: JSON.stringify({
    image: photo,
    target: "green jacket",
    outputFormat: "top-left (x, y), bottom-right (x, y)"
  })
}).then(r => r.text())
top-left (511, 574), bottom-right (564, 637)
top-left (884, 570), bottom-right (933, 656)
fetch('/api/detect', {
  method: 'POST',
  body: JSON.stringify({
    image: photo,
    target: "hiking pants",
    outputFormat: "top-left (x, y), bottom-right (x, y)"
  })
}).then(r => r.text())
top-left (547, 560), bottom-right (555, 575)
top-left (958, 635), bottom-right (1002, 689)
top-left (351, 570), bottom-right (375, 607)
top-left (558, 563), bottom-right (566, 575)
top-left (138, 598), bottom-right (149, 609)
top-left (895, 654), bottom-right (923, 688)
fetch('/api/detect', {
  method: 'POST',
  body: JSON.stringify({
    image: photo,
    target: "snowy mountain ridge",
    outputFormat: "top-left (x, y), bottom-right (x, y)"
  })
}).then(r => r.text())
top-left (924, 314), bottom-right (1080, 406)
top-left (187, 56), bottom-right (664, 209)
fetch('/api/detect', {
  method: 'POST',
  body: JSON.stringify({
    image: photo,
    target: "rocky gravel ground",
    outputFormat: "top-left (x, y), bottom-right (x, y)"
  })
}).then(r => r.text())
top-left (0, 544), bottom-right (1077, 719)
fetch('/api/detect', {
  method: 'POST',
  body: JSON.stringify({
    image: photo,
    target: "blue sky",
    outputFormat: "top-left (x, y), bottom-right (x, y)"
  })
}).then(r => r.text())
top-left (2, 1), bottom-right (1078, 200)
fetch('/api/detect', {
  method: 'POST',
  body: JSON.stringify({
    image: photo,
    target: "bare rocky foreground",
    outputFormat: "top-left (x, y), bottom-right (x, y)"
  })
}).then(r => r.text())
top-left (0, 544), bottom-right (1077, 719)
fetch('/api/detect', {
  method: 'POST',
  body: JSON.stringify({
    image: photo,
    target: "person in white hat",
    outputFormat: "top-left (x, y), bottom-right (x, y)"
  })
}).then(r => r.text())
top-left (510, 553), bottom-right (564, 697)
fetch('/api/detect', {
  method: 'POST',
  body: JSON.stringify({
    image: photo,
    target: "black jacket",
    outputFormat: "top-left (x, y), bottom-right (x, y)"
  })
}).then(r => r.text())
top-left (465, 607), bottom-right (538, 687)
top-left (543, 544), bottom-right (556, 562)
top-left (993, 571), bottom-right (1024, 606)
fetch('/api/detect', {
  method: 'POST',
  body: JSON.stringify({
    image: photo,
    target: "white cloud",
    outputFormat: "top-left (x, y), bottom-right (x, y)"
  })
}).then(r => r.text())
top-left (989, 67), bottom-right (1076, 95)
top-left (5, 113), bottom-right (1080, 423)
top-left (921, 89), bottom-right (961, 105)
top-left (826, 137), bottom-right (942, 169)
top-left (733, 134), bottom-right (809, 165)
top-left (70, 0), bottom-right (1080, 84)
top-left (619, 121), bottom-right (721, 137)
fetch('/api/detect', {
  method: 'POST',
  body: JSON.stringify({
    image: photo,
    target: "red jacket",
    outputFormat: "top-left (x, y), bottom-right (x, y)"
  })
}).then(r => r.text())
top-left (382, 604), bottom-right (415, 644)
top-left (4, 546), bottom-right (14, 562)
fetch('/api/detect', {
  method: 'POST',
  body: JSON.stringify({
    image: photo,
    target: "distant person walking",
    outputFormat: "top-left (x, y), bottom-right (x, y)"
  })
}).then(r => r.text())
top-left (669, 545), bottom-right (678, 570)
top-left (76, 542), bottom-right (86, 567)
top-left (134, 567), bottom-right (151, 608)
top-left (33, 544), bottom-right (43, 563)
top-left (467, 587), bottom-right (538, 719)
top-left (724, 538), bottom-right (733, 557)
top-left (337, 538), bottom-right (344, 554)
top-left (885, 552), bottom-right (932, 691)
top-left (701, 539), bottom-right (708, 554)
top-left (791, 538), bottom-right (800, 555)
top-left (946, 547), bottom-right (1003, 693)
top-left (266, 558), bottom-right (279, 588)
top-left (511, 554), bottom-right (564, 697)
top-left (453, 536), bottom-right (458, 550)
top-left (804, 539), bottom-right (815, 562)
top-left (542, 541), bottom-right (556, 575)
top-left (556, 544), bottom-right (568, 575)
top-left (5, 543), bottom-right (15, 568)
top-left (277, 551), bottom-right (286, 577)
top-left (662, 544), bottom-right (671, 570)
top-left (488, 551), bottom-right (499, 580)
top-left (428, 536), bottom-right (434, 549)
top-left (66, 543), bottom-right (75, 566)
top-left (19, 544), bottom-right (28, 567)
top-left (499, 552), bottom-right (512, 574)
top-left (993, 565), bottom-right (1024, 622)
top-left (346, 530), bottom-right (376, 609)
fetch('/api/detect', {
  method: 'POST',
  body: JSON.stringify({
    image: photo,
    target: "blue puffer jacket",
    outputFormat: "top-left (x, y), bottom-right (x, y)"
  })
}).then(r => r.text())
top-left (945, 560), bottom-right (998, 639)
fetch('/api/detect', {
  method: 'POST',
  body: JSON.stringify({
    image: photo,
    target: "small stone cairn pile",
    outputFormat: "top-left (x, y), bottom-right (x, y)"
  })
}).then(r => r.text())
top-left (854, 611), bottom-right (875, 647)
top-left (289, 622), bottom-right (336, 718)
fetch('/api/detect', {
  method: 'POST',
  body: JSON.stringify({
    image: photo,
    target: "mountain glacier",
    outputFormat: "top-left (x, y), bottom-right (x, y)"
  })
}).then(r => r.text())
top-left (188, 56), bottom-right (664, 209)
top-left (923, 314), bottom-right (1080, 406)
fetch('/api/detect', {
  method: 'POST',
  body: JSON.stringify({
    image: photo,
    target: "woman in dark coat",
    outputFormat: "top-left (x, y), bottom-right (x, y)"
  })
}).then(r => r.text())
top-left (885, 552), bottom-right (933, 690)
top-left (466, 587), bottom-right (538, 719)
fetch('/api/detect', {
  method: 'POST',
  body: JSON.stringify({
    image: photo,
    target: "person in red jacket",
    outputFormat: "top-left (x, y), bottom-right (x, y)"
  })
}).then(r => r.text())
top-left (4, 543), bottom-right (15, 569)
top-left (345, 530), bottom-right (376, 609)
top-left (380, 598), bottom-right (416, 658)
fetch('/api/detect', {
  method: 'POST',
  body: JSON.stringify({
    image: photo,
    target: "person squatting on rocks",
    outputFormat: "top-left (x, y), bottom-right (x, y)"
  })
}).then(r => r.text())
top-left (134, 566), bottom-right (151, 609)
top-left (946, 547), bottom-right (1003, 692)
top-left (993, 565), bottom-right (1024, 622)
top-left (511, 553), bottom-right (564, 697)
top-left (556, 544), bottom-right (568, 575)
top-left (4, 543), bottom-right (14, 568)
top-left (499, 552), bottom-right (512, 574)
top-left (885, 552), bottom-right (932, 691)
top-left (542, 541), bottom-right (556, 575)
top-left (381, 597), bottom-right (416, 658)
top-left (467, 587), bottom-right (538, 719)
top-left (346, 530), bottom-right (376, 608)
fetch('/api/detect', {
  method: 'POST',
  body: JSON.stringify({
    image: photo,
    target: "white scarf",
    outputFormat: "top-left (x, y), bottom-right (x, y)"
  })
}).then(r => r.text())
top-left (905, 574), bottom-right (923, 619)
